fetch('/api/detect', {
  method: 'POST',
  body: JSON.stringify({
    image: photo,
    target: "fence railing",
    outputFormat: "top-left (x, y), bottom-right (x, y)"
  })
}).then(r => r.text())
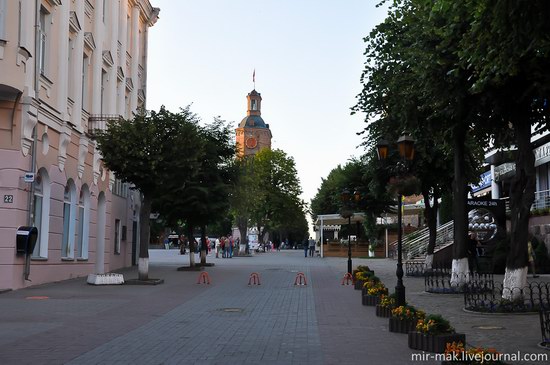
top-left (464, 281), bottom-right (550, 313)
top-left (390, 220), bottom-right (454, 261)
top-left (424, 269), bottom-right (494, 294)
top-left (532, 189), bottom-right (550, 211)
top-left (88, 114), bottom-right (123, 136)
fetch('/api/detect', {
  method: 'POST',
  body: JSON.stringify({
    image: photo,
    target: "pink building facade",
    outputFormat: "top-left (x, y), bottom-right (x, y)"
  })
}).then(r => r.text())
top-left (0, 0), bottom-right (159, 290)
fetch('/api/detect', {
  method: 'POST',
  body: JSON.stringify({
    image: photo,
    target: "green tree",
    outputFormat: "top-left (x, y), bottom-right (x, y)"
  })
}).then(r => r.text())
top-left (310, 160), bottom-right (366, 221)
top-left (251, 149), bottom-right (305, 244)
top-left (157, 117), bottom-right (236, 266)
top-left (95, 106), bottom-right (203, 280)
top-left (458, 0), bottom-right (550, 293)
top-left (355, 0), bottom-right (487, 278)
top-left (229, 157), bottom-right (260, 253)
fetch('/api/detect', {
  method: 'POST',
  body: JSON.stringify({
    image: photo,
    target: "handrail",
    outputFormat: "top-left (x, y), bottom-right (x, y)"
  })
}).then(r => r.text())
top-left (389, 220), bottom-right (454, 260)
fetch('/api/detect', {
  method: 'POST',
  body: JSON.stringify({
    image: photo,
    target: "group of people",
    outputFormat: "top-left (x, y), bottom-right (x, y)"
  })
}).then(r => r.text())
top-left (215, 236), bottom-right (239, 258)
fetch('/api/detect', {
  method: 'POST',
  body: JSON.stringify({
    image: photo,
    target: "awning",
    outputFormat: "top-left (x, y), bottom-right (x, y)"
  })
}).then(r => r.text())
top-left (314, 213), bottom-right (366, 226)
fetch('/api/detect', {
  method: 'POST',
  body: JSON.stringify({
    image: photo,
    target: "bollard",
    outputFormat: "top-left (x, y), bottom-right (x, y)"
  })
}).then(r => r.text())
top-left (197, 272), bottom-right (211, 285)
top-left (248, 272), bottom-right (261, 285)
top-left (294, 272), bottom-right (308, 286)
top-left (341, 273), bottom-right (353, 285)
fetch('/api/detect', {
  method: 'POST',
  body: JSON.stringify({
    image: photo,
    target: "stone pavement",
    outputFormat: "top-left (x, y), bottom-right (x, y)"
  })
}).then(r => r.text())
top-left (348, 257), bottom-right (550, 365)
top-left (0, 249), bottom-right (546, 364)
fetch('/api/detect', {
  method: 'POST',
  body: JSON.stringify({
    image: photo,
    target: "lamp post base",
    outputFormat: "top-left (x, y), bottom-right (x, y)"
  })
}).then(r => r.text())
top-left (395, 284), bottom-right (406, 307)
top-left (347, 257), bottom-right (352, 275)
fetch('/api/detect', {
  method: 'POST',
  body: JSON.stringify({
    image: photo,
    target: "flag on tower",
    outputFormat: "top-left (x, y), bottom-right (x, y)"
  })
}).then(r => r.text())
top-left (253, 69), bottom-right (256, 83)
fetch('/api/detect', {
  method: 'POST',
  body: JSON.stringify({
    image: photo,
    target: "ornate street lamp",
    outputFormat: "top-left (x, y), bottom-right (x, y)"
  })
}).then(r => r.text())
top-left (377, 134), bottom-right (415, 307)
top-left (340, 188), bottom-right (353, 275)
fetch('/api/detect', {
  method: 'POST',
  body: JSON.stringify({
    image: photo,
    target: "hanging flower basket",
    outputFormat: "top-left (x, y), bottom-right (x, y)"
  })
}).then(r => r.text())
top-left (389, 317), bottom-right (417, 334)
top-left (408, 331), bottom-right (466, 353)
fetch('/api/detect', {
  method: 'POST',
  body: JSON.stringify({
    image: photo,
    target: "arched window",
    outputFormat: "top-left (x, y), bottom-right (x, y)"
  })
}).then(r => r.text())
top-left (32, 168), bottom-right (50, 258)
top-left (61, 179), bottom-right (76, 259)
top-left (77, 185), bottom-right (90, 259)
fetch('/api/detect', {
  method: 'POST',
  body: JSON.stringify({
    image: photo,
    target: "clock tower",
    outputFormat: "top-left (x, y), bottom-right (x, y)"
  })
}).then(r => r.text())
top-left (236, 89), bottom-right (272, 158)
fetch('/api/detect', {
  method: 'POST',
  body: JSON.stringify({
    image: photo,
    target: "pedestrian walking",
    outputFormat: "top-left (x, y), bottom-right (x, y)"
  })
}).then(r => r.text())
top-left (303, 238), bottom-right (308, 257)
top-left (221, 237), bottom-right (226, 258)
top-left (180, 235), bottom-right (187, 255)
top-left (308, 238), bottom-right (315, 257)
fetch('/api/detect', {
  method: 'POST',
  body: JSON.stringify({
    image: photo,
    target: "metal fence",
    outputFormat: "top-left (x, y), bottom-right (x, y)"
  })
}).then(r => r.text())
top-left (424, 269), bottom-right (494, 294)
top-left (464, 281), bottom-right (550, 313)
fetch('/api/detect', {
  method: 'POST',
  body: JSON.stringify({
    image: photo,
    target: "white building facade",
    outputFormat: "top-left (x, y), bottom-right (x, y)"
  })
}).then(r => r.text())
top-left (0, 0), bottom-right (159, 290)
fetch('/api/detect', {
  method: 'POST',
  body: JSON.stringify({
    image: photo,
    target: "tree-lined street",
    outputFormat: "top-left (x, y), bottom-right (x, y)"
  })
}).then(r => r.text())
top-left (0, 251), bottom-right (547, 364)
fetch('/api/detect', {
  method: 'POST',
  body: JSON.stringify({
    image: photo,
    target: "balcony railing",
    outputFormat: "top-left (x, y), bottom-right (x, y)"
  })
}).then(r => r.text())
top-left (88, 114), bottom-right (123, 136)
top-left (532, 189), bottom-right (550, 211)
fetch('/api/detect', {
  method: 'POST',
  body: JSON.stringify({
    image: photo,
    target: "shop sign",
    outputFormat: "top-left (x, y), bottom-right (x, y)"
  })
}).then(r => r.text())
top-left (494, 162), bottom-right (515, 182)
top-left (534, 142), bottom-right (550, 167)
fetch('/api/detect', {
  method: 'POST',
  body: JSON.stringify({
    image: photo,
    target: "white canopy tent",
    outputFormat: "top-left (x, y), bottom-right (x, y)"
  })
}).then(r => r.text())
top-left (314, 213), bottom-right (366, 258)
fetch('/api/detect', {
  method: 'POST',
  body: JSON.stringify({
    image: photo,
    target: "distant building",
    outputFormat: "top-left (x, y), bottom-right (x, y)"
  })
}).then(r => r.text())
top-left (0, 0), bottom-right (159, 290)
top-left (235, 89), bottom-right (272, 157)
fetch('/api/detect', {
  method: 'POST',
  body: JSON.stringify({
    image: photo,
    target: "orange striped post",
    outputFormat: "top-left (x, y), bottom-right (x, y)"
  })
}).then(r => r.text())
top-left (197, 272), bottom-right (211, 285)
top-left (341, 273), bottom-right (353, 285)
top-left (248, 272), bottom-right (261, 285)
top-left (294, 272), bottom-right (307, 286)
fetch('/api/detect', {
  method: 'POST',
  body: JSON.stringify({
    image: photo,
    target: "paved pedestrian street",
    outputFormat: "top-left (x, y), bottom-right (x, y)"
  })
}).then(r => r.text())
top-left (0, 250), bottom-right (547, 364)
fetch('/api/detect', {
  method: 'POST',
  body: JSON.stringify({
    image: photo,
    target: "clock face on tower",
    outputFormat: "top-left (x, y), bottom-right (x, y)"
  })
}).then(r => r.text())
top-left (245, 137), bottom-right (258, 149)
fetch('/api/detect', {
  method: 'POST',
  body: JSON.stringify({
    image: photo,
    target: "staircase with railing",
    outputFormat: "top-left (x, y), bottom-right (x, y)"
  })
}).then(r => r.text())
top-left (389, 220), bottom-right (454, 261)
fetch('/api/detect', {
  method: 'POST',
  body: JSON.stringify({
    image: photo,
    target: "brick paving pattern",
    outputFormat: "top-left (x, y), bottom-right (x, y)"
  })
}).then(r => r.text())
top-left (0, 249), bottom-right (547, 364)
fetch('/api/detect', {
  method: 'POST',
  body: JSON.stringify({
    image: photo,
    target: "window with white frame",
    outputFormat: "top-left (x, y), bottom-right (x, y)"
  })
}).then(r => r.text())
top-left (31, 169), bottom-right (51, 259)
top-left (61, 180), bottom-right (76, 259)
top-left (82, 54), bottom-right (90, 112)
top-left (33, 183), bottom-right (43, 246)
top-left (77, 186), bottom-right (90, 259)
top-left (38, 6), bottom-right (50, 75)
top-left (0, 0), bottom-right (6, 40)
top-left (114, 219), bottom-right (121, 254)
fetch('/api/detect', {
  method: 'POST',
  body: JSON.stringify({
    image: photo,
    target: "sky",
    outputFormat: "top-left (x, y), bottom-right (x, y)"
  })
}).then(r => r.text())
top-left (147, 0), bottom-right (388, 212)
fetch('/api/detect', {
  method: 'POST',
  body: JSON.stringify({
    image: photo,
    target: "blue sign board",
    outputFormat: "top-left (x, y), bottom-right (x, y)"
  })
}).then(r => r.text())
top-left (470, 171), bottom-right (491, 193)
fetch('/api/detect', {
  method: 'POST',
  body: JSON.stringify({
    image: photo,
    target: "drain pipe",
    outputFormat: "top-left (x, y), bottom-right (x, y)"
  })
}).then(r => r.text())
top-left (24, 0), bottom-right (40, 281)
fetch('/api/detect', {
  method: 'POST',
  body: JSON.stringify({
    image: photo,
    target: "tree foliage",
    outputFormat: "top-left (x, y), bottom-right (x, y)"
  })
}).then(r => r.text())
top-left (95, 106), bottom-right (203, 279)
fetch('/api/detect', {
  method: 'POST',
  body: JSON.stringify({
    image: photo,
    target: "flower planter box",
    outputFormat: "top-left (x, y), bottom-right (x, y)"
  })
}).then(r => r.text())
top-left (388, 317), bottom-right (417, 334)
top-left (375, 305), bottom-right (393, 318)
top-left (362, 294), bottom-right (380, 306)
top-left (408, 331), bottom-right (466, 353)
top-left (354, 280), bottom-right (365, 290)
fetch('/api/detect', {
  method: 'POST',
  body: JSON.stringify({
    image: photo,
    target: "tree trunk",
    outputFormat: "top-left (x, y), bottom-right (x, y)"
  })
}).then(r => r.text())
top-left (423, 188), bottom-right (439, 270)
top-left (237, 216), bottom-right (247, 254)
top-left (503, 119), bottom-right (535, 299)
top-left (450, 127), bottom-right (469, 286)
top-left (187, 224), bottom-right (195, 267)
top-left (138, 195), bottom-right (152, 281)
top-left (200, 225), bottom-right (207, 265)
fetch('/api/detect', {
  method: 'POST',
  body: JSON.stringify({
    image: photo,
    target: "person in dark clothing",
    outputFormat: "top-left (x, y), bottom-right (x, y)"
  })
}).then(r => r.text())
top-left (467, 233), bottom-right (479, 272)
